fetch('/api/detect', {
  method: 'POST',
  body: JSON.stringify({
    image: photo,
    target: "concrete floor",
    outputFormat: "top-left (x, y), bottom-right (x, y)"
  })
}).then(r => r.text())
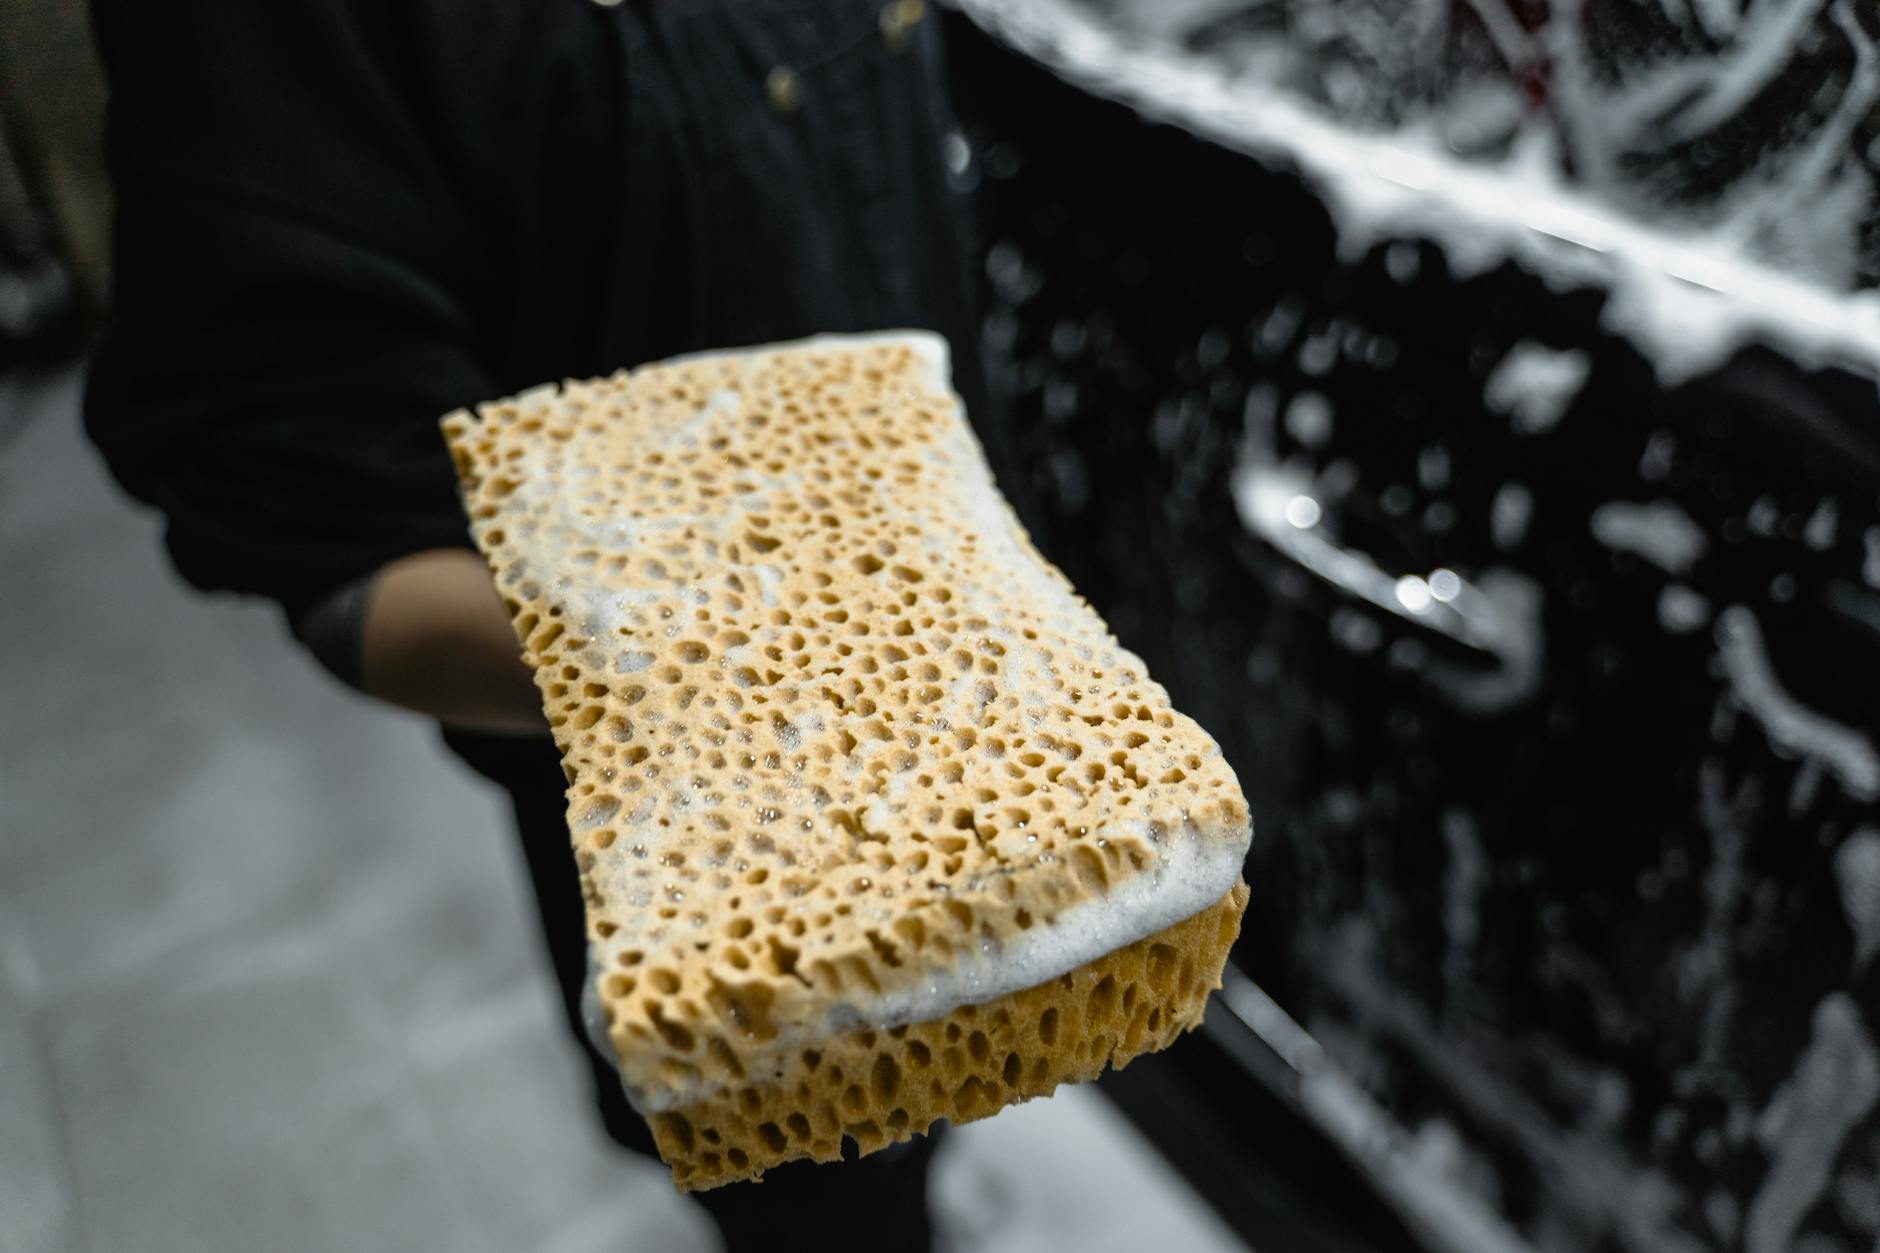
top-left (0, 365), bottom-right (1249, 1253)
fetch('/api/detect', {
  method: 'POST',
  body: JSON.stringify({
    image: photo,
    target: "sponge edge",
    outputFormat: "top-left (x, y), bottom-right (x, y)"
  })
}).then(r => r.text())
top-left (440, 330), bottom-right (1253, 1186)
top-left (654, 880), bottom-right (1248, 1189)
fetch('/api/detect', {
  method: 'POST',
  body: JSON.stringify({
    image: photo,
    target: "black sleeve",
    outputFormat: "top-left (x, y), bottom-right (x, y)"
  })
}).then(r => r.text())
top-left (83, 0), bottom-right (500, 619)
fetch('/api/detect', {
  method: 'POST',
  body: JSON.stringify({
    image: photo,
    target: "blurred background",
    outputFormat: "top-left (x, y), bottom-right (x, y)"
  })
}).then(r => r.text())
top-left (7, 1), bottom-right (1880, 1251)
top-left (0, 7), bottom-right (1250, 1252)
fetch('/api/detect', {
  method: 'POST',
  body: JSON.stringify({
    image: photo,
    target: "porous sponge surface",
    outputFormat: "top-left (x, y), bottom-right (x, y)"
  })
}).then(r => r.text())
top-left (651, 881), bottom-right (1246, 1189)
top-left (441, 332), bottom-right (1251, 1185)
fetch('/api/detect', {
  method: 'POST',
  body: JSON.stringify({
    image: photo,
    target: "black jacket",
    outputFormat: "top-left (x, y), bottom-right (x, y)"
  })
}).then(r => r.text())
top-left (82, 3), bottom-right (1007, 1165)
top-left (85, 0), bottom-right (996, 621)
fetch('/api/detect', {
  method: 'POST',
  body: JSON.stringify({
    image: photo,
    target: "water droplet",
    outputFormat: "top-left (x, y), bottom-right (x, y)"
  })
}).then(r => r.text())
top-left (1284, 495), bottom-right (1321, 529)
top-left (1395, 575), bottom-right (1433, 614)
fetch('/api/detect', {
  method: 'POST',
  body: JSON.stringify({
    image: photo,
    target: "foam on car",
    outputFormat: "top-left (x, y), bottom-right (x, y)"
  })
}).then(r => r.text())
top-left (441, 331), bottom-right (1252, 1189)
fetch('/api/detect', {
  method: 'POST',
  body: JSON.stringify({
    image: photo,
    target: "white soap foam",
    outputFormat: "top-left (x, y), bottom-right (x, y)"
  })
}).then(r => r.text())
top-left (629, 807), bottom-right (1249, 1113)
top-left (1657, 585), bottom-right (1713, 635)
top-left (1716, 606), bottom-right (1880, 801)
top-left (1490, 482), bottom-right (1533, 552)
top-left (1834, 828), bottom-right (1880, 971)
top-left (1589, 500), bottom-right (1708, 576)
top-left (955, 0), bottom-right (1880, 385)
top-left (1484, 342), bottom-right (1591, 436)
top-left (839, 810), bottom-right (1251, 1035)
top-left (1745, 992), bottom-right (1880, 1253)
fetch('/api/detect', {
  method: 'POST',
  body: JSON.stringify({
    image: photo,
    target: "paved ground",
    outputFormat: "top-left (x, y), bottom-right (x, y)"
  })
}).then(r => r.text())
top-left (0, 364), bottom-right (1249, 1253)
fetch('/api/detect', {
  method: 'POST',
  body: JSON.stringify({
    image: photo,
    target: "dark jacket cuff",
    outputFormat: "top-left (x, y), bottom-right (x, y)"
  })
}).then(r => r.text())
top-left (288, 569), bottom-right (377, 690)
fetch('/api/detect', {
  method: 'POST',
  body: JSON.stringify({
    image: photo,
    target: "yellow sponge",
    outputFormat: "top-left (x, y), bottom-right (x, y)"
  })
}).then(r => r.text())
top-left (441, 332), bottom-right (1252, 1189)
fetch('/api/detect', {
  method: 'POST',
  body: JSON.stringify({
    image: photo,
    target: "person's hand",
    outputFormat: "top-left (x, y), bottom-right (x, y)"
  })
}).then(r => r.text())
top-left (361, 548), bottom-right (547, 734)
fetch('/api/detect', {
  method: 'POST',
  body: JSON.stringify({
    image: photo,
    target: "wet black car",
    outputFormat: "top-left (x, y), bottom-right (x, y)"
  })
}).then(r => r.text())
top-left (947, 4), bottom-right (1880, 1249)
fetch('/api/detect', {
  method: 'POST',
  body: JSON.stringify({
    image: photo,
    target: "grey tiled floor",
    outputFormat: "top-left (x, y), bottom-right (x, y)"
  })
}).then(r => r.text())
top-left (0, 366), bottom-right (1250, 1253)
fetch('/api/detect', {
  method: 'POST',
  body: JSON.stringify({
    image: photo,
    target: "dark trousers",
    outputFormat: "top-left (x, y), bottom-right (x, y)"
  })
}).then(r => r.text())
top-left (447, 730), bottom-right (939, 1252)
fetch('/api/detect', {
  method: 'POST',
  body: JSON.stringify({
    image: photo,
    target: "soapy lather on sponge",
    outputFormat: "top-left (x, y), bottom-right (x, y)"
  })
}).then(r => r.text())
top-left (441, 331), bottom-right (1252, 1188)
